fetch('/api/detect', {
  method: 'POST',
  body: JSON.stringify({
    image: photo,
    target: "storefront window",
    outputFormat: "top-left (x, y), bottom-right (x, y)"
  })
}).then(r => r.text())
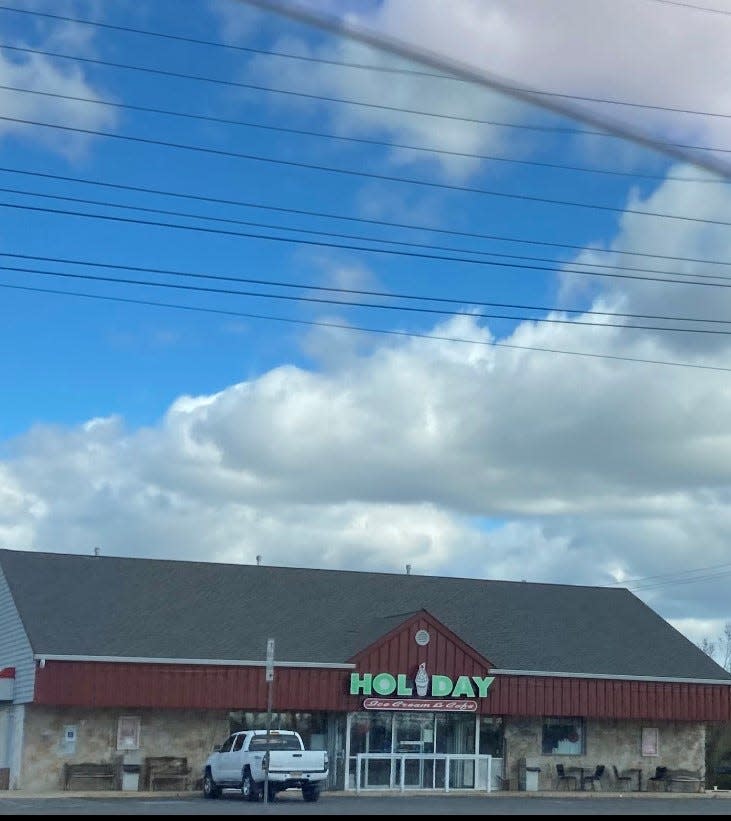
top-left (228, 711), bottom-right (327, 750)
top-left (478, 716), bottom-right (504, 756)
top-left (541, 717), bottom-right (584, 755)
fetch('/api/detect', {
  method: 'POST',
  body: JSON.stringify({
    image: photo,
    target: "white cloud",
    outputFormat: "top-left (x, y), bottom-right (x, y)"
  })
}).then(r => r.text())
top-left (230, 0), bottom-right (731, 180)
top-left (0, 12), bottom-right (117, 159)
top-left (2, 300), bottom-right (731, 644)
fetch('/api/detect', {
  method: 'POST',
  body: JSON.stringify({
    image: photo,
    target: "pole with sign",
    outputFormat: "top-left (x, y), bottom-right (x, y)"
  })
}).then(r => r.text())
top-left (263, 638), bottom-right (274, 806)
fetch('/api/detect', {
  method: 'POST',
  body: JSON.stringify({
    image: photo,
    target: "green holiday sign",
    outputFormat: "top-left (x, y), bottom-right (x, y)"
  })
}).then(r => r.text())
top-left (349, 672), bottom-right (494, 698)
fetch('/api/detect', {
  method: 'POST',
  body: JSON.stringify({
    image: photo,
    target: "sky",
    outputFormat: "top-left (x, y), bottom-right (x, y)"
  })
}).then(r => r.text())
top-left (1, 0), bottom-right (731, 660)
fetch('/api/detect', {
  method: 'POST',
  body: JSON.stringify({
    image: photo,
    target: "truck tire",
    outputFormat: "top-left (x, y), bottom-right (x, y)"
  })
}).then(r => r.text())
top-left (241, 768), bottom-right (261, 802)
top-left (302, 785), bottom-right (320, 802)
top-left (203, 770), bottom-right (220, 799)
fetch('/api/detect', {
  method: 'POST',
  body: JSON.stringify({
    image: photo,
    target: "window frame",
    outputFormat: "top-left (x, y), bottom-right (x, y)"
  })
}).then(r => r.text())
top-left (541, 716), bottom-right (585, 756)
top-left (116, 715), bottom-right (141, 751)
top-left (641, 727), bottom-right (659, 757)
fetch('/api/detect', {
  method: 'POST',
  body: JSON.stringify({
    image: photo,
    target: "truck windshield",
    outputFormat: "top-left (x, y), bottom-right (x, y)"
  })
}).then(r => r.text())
top-left (249, 735), bottom-right (302, 751)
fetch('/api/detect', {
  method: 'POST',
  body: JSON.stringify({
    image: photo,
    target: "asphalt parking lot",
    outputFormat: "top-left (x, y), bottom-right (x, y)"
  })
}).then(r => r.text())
top-left (1, 790), bottom-right (731, 815)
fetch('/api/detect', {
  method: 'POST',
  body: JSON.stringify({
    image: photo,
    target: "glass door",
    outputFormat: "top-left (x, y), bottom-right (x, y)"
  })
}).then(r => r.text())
top-left (394, 713), bottom-right (435, 788)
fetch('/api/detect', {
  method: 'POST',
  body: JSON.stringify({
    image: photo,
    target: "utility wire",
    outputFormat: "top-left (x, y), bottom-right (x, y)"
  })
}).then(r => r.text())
top-left (3, 6), bottom-right (731, 123)
top-left (6, 114), bottom-right (731, 227)
top-left (626, 568), bottom-right (731, 591)
top-left (0, 2), bottom-right (454, 77)
top-left (7, 260), bottom-right (731, 335)
top-left (6, 250), bottom-right (731, 326)
top-left (8, 195), bottom-right (731, 292)
top-left (0, 43), bottom-right (606, 130)
top-left (613, 559), bottom-right (731, 587)
top-left (644, 0), bottom-right (731, 16)
top-left (3, 84), bottom-right (724, 185)
top-left (4, 278), bottom-right (731, 373)
top-left (6, 44), bottom-right (731, 155)
top-left (5, 183), bottom-right (731, 288)
top-left (7, 186), bottom-right (731, 287)
top-left (238, 0), bottom-right (731, 179)
top-left (4, 165), bottom-right (731, 272)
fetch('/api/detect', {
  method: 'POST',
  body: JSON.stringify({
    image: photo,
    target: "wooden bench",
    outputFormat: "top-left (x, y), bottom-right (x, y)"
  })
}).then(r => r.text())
top-left (143, 756), bottom-right (191, 791)
top-left (666, 768), bottom-right (704, 793)
top-left (63, 762), bottom-right (117, 791)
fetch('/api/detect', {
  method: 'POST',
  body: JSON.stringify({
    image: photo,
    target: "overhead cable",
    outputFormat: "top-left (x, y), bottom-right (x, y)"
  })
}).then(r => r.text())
top-left (2, 84), bottom-right (724, 184)
top-left (5, 250), bottom-right (731, 326)
top-left (4, 279), bottom-right (731, 373)
top-left (3, 165), bottom-right (731, 271)
top-left (237, 0), bottom-right (731, 179)
top-left (6, 115), bottom-right (731, 226)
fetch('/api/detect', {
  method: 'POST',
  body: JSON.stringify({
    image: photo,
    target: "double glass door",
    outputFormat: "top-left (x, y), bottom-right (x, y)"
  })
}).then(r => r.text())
top-left (348, 711), bottom-right (483, 790)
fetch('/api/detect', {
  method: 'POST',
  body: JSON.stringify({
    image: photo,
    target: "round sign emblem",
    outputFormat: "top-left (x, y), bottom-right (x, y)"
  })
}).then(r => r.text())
top-left (414, 629), bottom-right (430, 646)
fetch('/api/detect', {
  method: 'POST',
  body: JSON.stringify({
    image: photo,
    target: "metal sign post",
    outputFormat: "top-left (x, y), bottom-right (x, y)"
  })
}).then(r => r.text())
top-left (263, 638), bottom-right (274, 806)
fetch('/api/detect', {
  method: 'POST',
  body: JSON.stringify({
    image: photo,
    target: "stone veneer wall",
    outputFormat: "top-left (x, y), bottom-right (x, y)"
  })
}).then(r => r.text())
top-left (19, 706), bottom-right (709, 793)
top-left (21, 705), bottom-right (230, 792)
top-left (504, 717), bottom-right (706, 791)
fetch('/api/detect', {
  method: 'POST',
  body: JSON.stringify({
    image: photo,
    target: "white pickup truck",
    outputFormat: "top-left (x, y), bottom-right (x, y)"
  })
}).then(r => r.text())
top-left (202, 729), bottom-right (328, 802)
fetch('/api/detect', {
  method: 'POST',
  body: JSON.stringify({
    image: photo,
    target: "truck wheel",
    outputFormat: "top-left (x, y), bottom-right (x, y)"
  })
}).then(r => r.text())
top-left (203, 770), bottom-right (220, 799)
top-left (302, 785), bottom-right (320, 802)
top-left (241, 769), bottom-right (261, 802)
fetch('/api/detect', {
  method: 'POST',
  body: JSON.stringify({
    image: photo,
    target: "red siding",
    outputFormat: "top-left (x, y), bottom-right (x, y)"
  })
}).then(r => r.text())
top-left (483, 675), bottom-right (731, 720)
top-left (31, 611), bottom-right (731, 719)
top-left (32, 661), bottom-right (731, 719)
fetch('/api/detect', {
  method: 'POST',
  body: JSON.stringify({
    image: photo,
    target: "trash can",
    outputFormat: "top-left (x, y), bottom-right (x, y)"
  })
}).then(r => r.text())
top-left (122, 763), bottom-right (140, 791)
top-left (524, 766), bottom-right (540, 792)
top-left (518, 757), bottom-right (541, 791)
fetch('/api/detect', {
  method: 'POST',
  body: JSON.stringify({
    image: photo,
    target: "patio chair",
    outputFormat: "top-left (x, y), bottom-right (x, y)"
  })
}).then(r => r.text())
top-left (582, 764), bottom-right (605, 790)
top-left (555, 763), bottom-right (578, 790)
top-left (612, 765), bottom-right (633, 791)
top-left (648, 766), bottom-right (669, 791)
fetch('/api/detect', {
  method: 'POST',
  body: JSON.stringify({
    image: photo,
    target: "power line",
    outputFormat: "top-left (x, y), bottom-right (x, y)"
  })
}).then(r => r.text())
top-left (6, 250), bottom-right (731, 327)
top-left (0, 43), bottom-right (600, 130)
top-left (3, 6), bottom-right (731, 123)
top-left (7, 114), bottom-right (731, 227)
top-left (0, 2), bottom-right (452, 77)
top-left (626, 568), bottom-right (731, 592)
top-left (7, 259), bottom-right (731, 335)
top-left (6, 181), bottom-right (731, 289)
top-left (644, 0), bottom-right (731, 16)
top-left (6, 44), bottom-right (731, 155)
top-left (3, 278), bottom-right (731, 373)
top-left (4, 84), bottom-right (725, 185)
top-left (4, 165), bottom-right (731, 273)
top-left (9, 194), bottom-right (731, 292)
top-left (614, 559), bottom-right (731, 587)
top-left (238, 0), bottom-right (731, 179)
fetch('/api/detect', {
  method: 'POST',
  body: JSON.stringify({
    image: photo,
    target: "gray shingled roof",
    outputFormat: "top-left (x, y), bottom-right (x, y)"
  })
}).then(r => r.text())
top-left (1, 548), bottom-right (729, 681)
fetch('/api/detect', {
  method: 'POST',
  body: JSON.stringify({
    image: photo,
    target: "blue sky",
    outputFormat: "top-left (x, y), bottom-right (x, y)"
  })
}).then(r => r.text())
top-left (2, 0), bottom-right (731, 661)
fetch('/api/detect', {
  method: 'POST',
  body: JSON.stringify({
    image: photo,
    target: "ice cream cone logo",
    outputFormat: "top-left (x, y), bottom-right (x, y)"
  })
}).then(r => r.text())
top-left (415, 662), bottom-right (429, 697)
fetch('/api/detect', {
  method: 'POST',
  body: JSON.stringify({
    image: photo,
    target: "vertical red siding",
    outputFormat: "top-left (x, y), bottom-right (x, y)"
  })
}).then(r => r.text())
top-left (32, 608), bottom-right (731, 722)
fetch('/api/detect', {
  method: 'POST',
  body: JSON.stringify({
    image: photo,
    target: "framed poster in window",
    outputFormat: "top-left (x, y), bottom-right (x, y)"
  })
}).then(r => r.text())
top-left (641, 727), bottom-right (659, 756)
top-left (116, 715), bottom-right (141, 751)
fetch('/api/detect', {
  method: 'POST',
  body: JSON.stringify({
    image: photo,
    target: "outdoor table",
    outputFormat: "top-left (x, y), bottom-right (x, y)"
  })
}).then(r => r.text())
top-left (567, 766), bottom-right (588, 790)
top-left (624, 768), bottom-right (642, 791)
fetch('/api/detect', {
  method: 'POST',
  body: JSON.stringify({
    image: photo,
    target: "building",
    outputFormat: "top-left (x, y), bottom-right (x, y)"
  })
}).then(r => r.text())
top-left (0, 547), bottom-right (729, 793)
